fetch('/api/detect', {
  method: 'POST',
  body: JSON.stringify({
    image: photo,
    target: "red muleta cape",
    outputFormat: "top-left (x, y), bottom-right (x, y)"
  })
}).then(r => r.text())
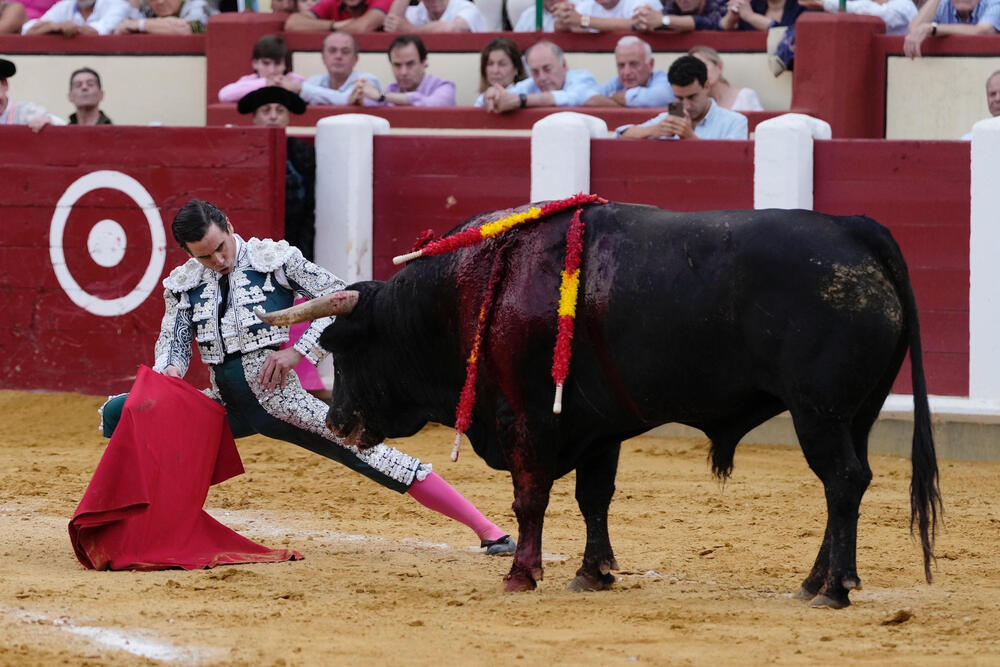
top-left (69, 365), bottom-right (302, 570)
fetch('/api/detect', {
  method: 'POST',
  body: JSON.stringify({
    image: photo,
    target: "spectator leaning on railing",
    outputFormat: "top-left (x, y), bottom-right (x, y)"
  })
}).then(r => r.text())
top-left (474, 36), bottom-right (526, 106)
top-left (513, 0), bottom-right (561, 31)
top-left (280, 31), bottom-right (382, 105)
top-left (482, 39), bottom-right (600, 113)
top-left (552, 0), bottom-right (660, 32)
top-left (351, 34), bottom-right (456, 106)
top-left (632, 0), bottom-right (727, 32)
top-left (797, 0), bottom-right (915, 34)
top-left (615, 54), bottom-right (748, 139)
top-left (284, 0), bottom-right (390, 32)
top-left (688, 44), bottom-right (763, 111)
top-left (384, 0), bottom-right (486, 32)
top-left (0, 57), bottom-right (65, 131)
top-left (218, 34), bottom-right (305, 103)
top-left (1, 1), bottom-right (27, 33)
top-left (115, 0), bottom-right (214, 34)
top-left (21, 0), bottom-right (128, 34)
top-left (585, 35), bottom-right (675, 107)
top-left (904, 0), bottom-right (1000, 58)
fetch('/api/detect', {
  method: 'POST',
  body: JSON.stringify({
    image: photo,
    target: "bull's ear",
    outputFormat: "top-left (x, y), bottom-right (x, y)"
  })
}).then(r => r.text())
top-left (254, 290), bottom-right (359, 326)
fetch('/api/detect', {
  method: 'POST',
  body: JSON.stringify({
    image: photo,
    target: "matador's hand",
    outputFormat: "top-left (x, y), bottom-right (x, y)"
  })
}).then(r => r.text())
top-left (259, 348), bottom-right (304, 391)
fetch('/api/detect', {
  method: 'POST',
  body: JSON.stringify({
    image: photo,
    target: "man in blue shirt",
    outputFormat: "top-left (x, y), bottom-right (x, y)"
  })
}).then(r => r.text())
top-left (585, 35), bottom-right (675, 108)
top-left (904, 0), bottom-right (1000, 58)
top-left (482, 40), bottom-right (600, 113)
top-left (616, 55), bottom-right (748, 139)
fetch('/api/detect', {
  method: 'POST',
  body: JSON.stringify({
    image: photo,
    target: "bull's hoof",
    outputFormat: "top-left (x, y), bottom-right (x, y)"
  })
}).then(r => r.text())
top-left (842, 575), bottom-right (862, 591)
top-left (503, 573), bottom-right (538, 593)
top-left (793, 586), bottom-right (817, 600)
top-left (566, 572), bottom-right (616, 592)
top-left (810, 593), bottom-right (851, 609)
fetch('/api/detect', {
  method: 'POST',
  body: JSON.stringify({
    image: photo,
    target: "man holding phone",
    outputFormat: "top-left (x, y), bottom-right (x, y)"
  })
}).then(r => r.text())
top-left (615, 55), bottom-right (747, 139)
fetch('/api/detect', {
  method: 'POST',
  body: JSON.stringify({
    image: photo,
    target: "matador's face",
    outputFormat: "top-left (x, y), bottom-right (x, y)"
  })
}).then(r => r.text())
top-left (185, 220), bottom-right (237, 275)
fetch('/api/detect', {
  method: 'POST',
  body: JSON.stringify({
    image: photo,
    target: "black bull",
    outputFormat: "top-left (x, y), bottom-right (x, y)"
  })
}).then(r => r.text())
top-left (258, 201), bottom-right (942, 608)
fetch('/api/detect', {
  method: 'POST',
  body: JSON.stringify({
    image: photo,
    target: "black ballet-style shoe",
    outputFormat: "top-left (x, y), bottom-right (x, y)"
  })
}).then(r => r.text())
top-left (480, 535), bottom-right (515, 556)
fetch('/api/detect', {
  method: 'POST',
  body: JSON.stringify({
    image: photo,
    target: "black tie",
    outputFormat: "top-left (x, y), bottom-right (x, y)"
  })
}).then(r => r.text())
top-left (218, 274), bottom-right (230, 319)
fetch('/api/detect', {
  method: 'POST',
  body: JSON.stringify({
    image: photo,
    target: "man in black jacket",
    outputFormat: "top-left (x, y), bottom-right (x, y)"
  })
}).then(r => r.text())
top-left (238, 86), bottom-right (316, 261)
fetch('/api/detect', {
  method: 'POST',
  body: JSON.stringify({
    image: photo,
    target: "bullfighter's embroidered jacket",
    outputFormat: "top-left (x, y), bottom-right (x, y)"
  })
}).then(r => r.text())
top-left (152, 235), bottom-right (345, 375)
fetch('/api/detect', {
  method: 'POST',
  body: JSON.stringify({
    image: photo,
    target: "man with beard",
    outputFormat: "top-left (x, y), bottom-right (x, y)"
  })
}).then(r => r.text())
top-left (67, 67), bottom-right (112, 125)
top-left (21, 0), bottom-right (127, 33)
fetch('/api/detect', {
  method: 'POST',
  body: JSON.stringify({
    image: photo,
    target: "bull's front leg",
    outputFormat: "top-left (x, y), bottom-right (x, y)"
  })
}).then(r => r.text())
top-left (503, 448), bottom-right (554, 593)
top-left (567, 441), bottom-right (621, 591)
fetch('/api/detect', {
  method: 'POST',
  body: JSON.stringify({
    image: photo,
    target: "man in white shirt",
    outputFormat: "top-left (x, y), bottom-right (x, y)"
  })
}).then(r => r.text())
top-left (278, 31), bottom-right (381, 106)
top-left (21, 0), bottom-right (129, 34)
top-left (514, 0), bottom-right (564, 30)
top-left (553, 0), bottom-right (658, 31)
top-left (384, 0), bottom-right (486, 31)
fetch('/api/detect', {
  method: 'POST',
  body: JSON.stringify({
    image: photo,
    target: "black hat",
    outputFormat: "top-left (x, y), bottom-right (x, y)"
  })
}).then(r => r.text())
top-left (0, 58), bottom-right (15, 79)
top-left (237, 86), bottom-right (307, 115)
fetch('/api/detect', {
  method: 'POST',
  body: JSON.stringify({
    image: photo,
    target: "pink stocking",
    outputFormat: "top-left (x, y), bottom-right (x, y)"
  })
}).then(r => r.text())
top-left (407, 472), bottom-right (507, 541)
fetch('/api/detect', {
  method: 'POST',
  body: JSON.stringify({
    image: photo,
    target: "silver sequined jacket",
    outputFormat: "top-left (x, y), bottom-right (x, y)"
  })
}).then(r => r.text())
top-left (152, 235), bottom-right (346, 375)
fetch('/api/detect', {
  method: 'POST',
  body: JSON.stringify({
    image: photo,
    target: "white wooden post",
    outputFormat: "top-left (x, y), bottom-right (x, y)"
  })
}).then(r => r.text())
top-left (530, 112), bottom-right (608, 202)
top-left (968, 116), bottom-right (1000, 401)
top-left (313, 114), bottom-right (390, 284)
top-left (753, 113), bottom-right (831, 210)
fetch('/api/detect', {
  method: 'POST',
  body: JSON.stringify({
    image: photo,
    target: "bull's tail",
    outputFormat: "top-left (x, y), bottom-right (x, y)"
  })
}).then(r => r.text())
top-left (862, 216), bottom-right (942, 584)
top-left (904, 287), bottom-right (942, 584)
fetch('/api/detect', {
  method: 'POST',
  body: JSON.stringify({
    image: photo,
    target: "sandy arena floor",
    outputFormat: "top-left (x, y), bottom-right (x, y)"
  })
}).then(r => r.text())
top-left (1, 389), bottom-right (998, 665)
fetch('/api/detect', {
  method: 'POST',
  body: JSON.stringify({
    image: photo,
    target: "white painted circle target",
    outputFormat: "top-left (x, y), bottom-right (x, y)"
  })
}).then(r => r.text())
top-left (49, 171), bottom-right (166, 317)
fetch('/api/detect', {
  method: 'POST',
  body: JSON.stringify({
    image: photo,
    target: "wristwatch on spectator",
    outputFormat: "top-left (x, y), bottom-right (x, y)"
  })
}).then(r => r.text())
top-left (661, 14), bottom-right (671, 28)
top-left (580, 14), bottom-right (591, 28)
top-left (519, 93), bottom-right (528, 108)
top-left (930, 21), bottom-right (938, 35)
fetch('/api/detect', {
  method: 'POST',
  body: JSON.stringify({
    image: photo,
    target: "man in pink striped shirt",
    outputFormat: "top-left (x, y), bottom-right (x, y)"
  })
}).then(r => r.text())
top-left (350, 34), bottom-right (456, 106)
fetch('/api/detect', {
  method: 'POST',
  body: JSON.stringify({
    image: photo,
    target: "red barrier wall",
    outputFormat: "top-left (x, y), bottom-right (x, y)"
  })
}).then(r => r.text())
top-left (371, 135), bottom-right (530, 279)
top-left (591, 139), bottom-right (755, 210)
top-left (814, 140), bottom-right (970, 397)
top-left (0, 126), bottom-right (285, 395)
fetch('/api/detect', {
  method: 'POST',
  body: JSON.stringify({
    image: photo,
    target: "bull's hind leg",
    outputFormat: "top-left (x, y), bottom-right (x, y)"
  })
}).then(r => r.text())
top-left (791, 412), bottom-right (872, 609)
top-left (567, 442), bottom-right (622, 591)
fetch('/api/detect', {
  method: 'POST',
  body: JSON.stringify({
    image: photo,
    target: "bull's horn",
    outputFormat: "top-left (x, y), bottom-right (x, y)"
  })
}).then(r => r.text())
top-left (254, 290), bottom-right (359, 326)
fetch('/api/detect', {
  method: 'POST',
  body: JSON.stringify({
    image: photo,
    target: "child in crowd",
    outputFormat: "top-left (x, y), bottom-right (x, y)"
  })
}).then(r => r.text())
top-left (218, 34), bottom-right (304, 103)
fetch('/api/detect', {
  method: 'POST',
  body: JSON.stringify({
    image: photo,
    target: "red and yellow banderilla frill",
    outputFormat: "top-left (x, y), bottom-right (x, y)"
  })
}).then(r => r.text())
top-left (392, 193), bottom-right (607, 460)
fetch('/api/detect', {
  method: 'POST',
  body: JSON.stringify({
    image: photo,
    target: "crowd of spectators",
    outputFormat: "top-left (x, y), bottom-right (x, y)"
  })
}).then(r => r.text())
top-left (3, 0), bottom-right (998, 133)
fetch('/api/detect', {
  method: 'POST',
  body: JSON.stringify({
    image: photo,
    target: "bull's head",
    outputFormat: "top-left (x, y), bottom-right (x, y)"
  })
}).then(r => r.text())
top-left (254, 291), bottom-right (385, 449)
